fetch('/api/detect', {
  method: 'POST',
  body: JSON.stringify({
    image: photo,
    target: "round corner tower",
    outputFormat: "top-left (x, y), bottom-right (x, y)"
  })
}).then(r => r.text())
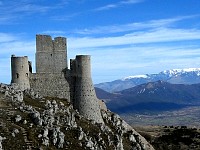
top-left (73, 55), bottom-right (104, 124)
top-left (11, 55), bottom-right (30, 90)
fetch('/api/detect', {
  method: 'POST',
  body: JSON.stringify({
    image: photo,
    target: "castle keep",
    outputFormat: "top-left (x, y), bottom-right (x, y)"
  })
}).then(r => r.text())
top-left (11, 35), bottom-right (104, 123)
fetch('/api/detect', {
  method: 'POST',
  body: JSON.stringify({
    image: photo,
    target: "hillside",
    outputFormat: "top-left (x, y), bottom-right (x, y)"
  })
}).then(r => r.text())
top-left (95, 68), bottom-right (200, 92)
top-left (96, 81), bottom-right (200, 113)
top-left (134, 126), bottom-right (200, 150)
top-left (95, 87), bottom-right (117, 103)
top-left (96, 81), bottom-right (200, 127)
top-left (0, 83), bottom-right (153, 150)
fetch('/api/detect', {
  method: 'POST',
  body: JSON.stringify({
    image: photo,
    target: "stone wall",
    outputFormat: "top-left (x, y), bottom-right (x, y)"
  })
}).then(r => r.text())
top-left (30, 73), bottom-right (70, 101)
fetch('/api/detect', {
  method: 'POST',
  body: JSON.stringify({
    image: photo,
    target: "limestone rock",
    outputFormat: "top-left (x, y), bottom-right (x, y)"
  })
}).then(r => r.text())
top-left (0, 83), bottom-right (155, 150)
top-left (85, 137), bottom-right (94, 149)
top-left (15, 115), bottom-right (22, 122)
top-left (11, 128), bottom-right (19, 137)
top-left (42, 128), bottom-right (49, 146)
top-left (58, 131), bottom-right (65, 148)
top-left (78, 127), bottom-right (85, 141)
top-left (0, 136), bottom-right (6, 150)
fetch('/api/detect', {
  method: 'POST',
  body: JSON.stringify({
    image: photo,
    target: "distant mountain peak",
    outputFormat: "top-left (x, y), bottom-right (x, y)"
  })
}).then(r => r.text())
top-left (161, 68), bottom-right (200, 76)
top-left (122, 74), bottom-right (149, 81)
top-left (123, 68), bottom-right (200, 80)
top-left (95, 68), bottom-right (200, 92)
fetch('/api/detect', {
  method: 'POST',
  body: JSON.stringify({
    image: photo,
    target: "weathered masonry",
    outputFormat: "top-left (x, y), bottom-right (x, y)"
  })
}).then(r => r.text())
top-left (11, 35), bottom-right (104, 123)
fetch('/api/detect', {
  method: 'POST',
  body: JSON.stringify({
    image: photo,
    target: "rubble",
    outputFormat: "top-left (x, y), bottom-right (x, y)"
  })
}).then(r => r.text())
top-left (15, 115), bottom-right (22, 122)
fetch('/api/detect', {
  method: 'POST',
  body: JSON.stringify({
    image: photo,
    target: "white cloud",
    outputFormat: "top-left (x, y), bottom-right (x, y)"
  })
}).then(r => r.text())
top-left (1, 30), bottom-right (200, 84)
top-left (96, 4), bottom-right (117, 11)
top-left (94, 0), bottom-right (144, 11)
top-left (67, 23), bottom-right (200, 83)
top-left (50, 12), bottom-right (80, 21)
top-left (0, 33), bottom-right (35, 84)
top-left (120, 0), bottom-right (144, 4)
top-left (88, 45), bottom-right (200, 83)
top-left (0, 41), bottom-right (35, 56)
top-left (0, 58), bottom-right (11, 84)
top-left (68, 28), bottom-right (200, 49)
top-left (0, 0), bottom-right (69, 24)
top-left (73, 15), bottom-right (198, 35)
top-left (0, 33), bottom-right (17, 42)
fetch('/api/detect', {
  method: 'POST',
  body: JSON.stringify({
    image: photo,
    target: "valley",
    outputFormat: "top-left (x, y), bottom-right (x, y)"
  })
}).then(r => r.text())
top-left (95, 71), bottom-right (200, 128)
top-left (96, 74), bottom-right (200, 149)
top-left (121, 106), bottom-right (200, 127)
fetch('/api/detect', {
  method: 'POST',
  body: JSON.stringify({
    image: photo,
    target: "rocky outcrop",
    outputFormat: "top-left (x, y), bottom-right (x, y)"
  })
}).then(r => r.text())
top-left (0, 83), bottom-right (154, 150)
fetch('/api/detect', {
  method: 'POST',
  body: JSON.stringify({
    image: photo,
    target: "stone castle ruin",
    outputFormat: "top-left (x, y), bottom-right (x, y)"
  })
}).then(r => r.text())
top-left (11, 34), bottom-right (104, 123)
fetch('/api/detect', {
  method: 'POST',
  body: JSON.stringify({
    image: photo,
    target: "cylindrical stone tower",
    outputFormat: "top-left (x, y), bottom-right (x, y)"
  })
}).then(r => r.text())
top-left (74, 55), bottom-right (104, 123)
top-left (11, 55), bottom-right (30, 90)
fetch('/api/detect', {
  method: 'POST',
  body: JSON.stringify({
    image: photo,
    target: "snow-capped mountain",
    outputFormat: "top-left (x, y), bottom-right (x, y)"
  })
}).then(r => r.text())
top-left (95, 68), bottom-right (200, 92)
top-left (122, 75), bottom-right (149, 80)
top-left (161, 68), bottom-right (200, 76)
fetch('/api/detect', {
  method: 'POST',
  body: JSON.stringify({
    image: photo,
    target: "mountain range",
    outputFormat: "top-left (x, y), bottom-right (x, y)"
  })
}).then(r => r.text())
top-left (95, 68), bottom-right (200, 92)
top-left (95, 80), bottom-right (200, 113)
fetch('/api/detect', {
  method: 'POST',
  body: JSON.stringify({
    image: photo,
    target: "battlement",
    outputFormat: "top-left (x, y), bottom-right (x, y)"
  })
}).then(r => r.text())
top-left (36, 35), bottom-right (53, 52)
top-left (36, 35), bottom-right (67, 52)
top-left (11, 55), bottom-right (28, 58)
top-left (53, 37), bottom-right (67, 51)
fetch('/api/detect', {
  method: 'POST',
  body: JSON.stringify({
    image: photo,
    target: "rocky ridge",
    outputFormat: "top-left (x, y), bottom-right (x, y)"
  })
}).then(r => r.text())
top-left (0, 83), bottom-right (154, 150)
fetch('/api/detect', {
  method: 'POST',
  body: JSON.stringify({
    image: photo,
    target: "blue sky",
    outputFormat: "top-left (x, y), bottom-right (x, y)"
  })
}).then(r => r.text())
top-left (1, 0), bottom-right (200, 84)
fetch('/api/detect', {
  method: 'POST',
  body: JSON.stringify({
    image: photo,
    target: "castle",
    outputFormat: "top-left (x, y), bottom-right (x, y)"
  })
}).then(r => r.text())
top-left (11, 35), bottom-right (104, 123)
